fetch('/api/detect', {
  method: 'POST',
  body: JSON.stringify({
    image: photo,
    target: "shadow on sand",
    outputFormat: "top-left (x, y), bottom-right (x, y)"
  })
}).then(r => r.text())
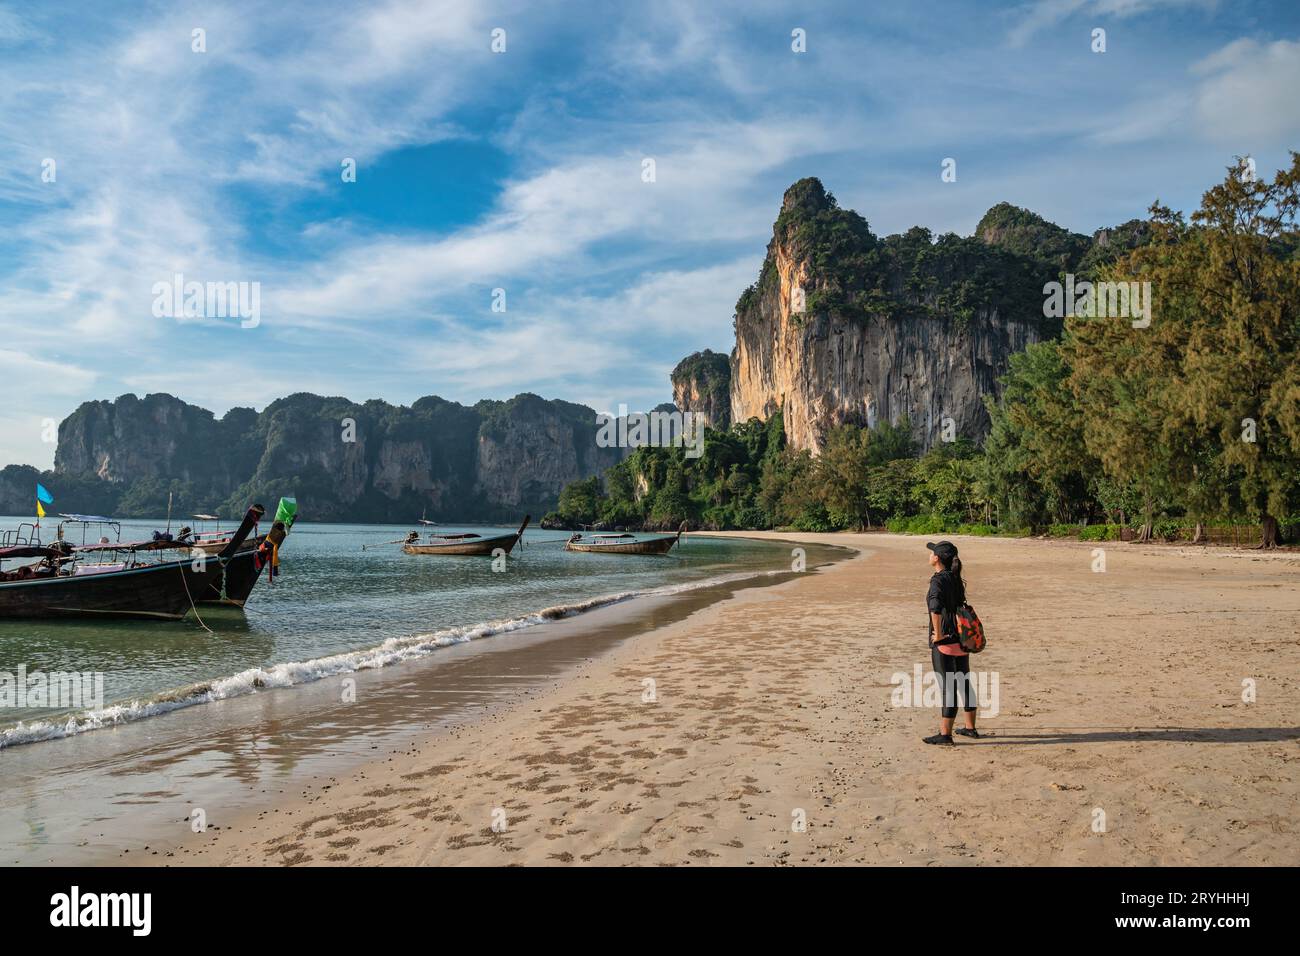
top-left (975, 727), bottom-right (1299, 745)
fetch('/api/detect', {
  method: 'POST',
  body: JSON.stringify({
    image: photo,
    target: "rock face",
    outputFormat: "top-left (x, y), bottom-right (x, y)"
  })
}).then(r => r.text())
top-left (671, 350), bottom-right (731, 430)
top-left (45, 391), bottom-right (624, 521)
top-left (54, 393), bottom-right (260, 497)
top-left (729, 179), bottom-right (1061, 453)
top-left (473, 394), bottom-right (626, 519)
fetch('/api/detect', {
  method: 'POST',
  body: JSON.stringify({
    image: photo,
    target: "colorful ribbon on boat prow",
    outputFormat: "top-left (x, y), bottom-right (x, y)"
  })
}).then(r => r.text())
top-left (253, 497), bottom-right (297, 584)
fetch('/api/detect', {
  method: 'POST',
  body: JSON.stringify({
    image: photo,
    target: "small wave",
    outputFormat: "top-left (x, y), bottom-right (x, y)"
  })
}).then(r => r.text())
top-left (0, 567), bottom-right (788, 750)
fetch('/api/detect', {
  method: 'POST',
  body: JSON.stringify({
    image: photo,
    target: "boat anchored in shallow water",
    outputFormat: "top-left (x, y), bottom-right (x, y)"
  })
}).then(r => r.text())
top-left (0, 505), bottom-right (265, 620)
top-left (167, 498), bottom-right (298, 605)
top-left (400, 515), bottom-right (531, 556)
top-left (564, 522), bottom-right (686, 555)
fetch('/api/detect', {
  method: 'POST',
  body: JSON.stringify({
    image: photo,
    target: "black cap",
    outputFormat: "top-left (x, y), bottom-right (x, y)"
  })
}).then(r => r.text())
top-left (926, 540), bottom-right (958, 563)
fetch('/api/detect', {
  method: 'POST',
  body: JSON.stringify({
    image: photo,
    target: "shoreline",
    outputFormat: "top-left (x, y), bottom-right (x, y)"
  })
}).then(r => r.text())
top-left (1, 543), bottom-right (850, 865)
top-left (0, 536), bottom-right (850, 751)
top-left (156, 530), bottom-right (1299, 866)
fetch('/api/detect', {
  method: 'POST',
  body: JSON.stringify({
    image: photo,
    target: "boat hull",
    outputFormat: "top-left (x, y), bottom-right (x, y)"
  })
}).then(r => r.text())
top-left (199, 541), bottom-right (264, 606)
top-left (403, 532), bottom-right (521, 556)
top-left (0, 558), bottom-right (222, 620)
top-left (564, 535), bottom-right (681, 555)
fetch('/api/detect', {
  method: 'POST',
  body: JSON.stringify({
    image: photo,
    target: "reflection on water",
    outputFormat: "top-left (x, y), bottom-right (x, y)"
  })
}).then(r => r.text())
top-left (0, 519), bottom-right (813, 732)
top-left (0, 543), bottom-right (851, 865)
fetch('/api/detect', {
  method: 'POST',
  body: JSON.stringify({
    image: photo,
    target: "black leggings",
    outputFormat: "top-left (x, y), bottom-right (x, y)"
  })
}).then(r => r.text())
top-left (931, 646), bottom-right (977, 718)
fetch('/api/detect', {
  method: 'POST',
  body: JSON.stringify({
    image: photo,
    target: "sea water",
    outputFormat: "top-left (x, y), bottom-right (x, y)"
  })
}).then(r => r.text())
top-left (0, 519), bottom-right (826, 748)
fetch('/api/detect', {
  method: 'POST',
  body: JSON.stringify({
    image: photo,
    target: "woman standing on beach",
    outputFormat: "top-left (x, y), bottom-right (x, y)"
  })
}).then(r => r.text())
top-left (923, 540), bottom-right (978, 745)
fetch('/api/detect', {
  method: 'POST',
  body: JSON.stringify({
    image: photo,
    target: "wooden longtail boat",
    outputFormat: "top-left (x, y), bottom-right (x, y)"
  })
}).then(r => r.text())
top-left (181, 514), bottom-right (244, 556)
top-left (173, 499), bottom-right (297, 605)
top-left (564, 522), bottom-right (686, 555)
top-left (402, 515), bottom-right (530, 556)
top-left (0, 505), bottom-right (265, 620)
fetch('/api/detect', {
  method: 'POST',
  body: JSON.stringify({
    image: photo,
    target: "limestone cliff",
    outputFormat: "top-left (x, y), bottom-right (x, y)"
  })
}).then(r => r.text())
top-left (53, 393), bottom-right (260, 498)
top-left (671, 350), bottom-right (731, 430)
top-left (474, 393), bottom-right (626, 518)
top-left (729, 179), bottom-right (1061, 453)
top-left (45, 390), bottom-right (620, 521)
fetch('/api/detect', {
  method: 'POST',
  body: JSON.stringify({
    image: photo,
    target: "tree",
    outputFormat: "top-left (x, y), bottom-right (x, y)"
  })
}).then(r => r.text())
top-left (1093, 155), bottom-right (1300, 546)
top-left (983, 340), bottom-right (1098, 529)
top-left (815, 424), bottom-right (873, 529)
top-left (864, 417), bottom-right (916, 466)
top-left (866, 458), bottom-right (920, 521)
top-left (556, 476), bottom-right (603, 526)
top-left (1181, 155), bottom-right (1300, 546)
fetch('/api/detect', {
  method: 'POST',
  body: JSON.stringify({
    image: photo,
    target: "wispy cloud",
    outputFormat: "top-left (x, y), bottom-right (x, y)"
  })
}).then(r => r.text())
top-left (0, 0), bottom-right (1295, 470)
top-left (1005, 0), bottom-right (1219, 48)
top-left (1192, 37), bottom-right (1300, 143)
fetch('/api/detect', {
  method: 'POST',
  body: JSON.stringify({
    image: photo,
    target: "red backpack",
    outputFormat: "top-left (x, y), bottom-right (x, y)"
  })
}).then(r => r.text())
top-left (955, 603), bottom-right (986, 653)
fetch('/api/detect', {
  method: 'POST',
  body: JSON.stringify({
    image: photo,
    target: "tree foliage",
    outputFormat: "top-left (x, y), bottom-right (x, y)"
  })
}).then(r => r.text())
top-left (551, 158), bottom-right (1300, 546)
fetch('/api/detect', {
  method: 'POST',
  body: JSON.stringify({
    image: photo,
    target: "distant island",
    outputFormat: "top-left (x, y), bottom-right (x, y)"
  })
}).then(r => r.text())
top-left (0, 391), bottom-right (624, 523)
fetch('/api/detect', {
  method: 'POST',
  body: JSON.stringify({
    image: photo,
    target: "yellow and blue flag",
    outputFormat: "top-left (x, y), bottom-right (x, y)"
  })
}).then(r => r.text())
top-left (36, 483), bottom-right (53, 519)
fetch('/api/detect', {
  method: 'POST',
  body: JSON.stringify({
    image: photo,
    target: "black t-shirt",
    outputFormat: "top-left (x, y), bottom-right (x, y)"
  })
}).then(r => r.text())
top-left (927, 570), bottom-right (962, 645)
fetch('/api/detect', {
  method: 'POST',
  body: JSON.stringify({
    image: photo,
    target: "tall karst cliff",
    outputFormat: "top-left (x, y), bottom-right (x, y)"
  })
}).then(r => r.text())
top-left (729, 178), bottom-right (1072, 453)
top-left (36, 391), bottom-right (625, 521)
top-left (671, 350), bottom-right (732, 430)
top-left (54, 393), bottom-right (262, 499)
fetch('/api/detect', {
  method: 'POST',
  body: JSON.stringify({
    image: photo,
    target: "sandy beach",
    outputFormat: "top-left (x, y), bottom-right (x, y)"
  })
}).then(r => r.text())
top-left (158, 531), bottom-right (1300, 867)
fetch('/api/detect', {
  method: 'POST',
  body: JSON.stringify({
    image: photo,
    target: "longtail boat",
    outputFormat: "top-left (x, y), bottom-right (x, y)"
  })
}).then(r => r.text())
top-left (402, 515), bottom-right (530, 556)
top-left (0, 505), bottom-right (265, 620)
top-left (178, 514), bottom-right (239, 555)
top-left (178, 498), bottom-right (297, 605)
top-left (564, 522), bottom-right (686, 555)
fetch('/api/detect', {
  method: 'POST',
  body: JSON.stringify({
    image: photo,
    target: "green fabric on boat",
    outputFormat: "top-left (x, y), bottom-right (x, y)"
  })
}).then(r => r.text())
top-left (275, 497), bottom-right (298, 527)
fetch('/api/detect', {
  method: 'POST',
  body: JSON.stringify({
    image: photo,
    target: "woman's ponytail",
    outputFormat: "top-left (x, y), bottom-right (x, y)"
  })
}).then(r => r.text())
top-left (949, 556), bottom-right (966, 605)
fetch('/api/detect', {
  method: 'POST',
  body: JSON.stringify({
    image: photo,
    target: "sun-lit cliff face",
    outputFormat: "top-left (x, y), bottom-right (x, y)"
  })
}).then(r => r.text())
top-left (728, 178), bottom-right (1065, 453)
top-left (670, 350), bottom-right (732, 431)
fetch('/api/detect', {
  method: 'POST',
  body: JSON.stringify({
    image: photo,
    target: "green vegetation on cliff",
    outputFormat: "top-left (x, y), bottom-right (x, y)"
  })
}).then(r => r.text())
top-left (736, 178), bottom-right (1074, 334)
top-left (975, 201), bottom-right (1091, 271)
top-left (559, 157), bottom-right (1300, 546)
top-left (670, 349), bottom-right (731, 427)
top-left (9, 390), bottom-right (620, 522)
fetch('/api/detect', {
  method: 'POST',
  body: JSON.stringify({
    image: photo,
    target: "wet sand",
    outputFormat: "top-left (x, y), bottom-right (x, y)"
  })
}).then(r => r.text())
top-left (1, 555), bottom-right (840, 865)
top-left (152, 532), bottom-right (1300, 866)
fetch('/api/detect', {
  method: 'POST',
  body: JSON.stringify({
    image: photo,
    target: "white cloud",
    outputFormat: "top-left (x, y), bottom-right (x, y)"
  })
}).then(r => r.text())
top-left (1192, 37), bottom-right (1300, 145)
top-left (1006, 0), bottom-right (1216, 48)
top-left (0, 349), bottom-right (99, 469)
top-left (0, 0), bottom-right (1291, 474)
top-left (265, 116), bottom-right (835, 328)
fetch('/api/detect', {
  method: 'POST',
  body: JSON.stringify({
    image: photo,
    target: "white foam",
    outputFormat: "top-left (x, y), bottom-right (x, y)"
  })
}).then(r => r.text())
top-left (0, 568), bottom-right (786, 750)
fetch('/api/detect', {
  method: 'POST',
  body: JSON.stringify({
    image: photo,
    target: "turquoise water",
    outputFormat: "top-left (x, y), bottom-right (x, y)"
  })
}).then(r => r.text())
top-left (0, 518), bottom-right (815, 745)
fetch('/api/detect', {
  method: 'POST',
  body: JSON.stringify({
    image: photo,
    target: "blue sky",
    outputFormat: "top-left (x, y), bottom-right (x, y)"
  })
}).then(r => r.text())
top-left (1, 0), bottom-right (1298, 468)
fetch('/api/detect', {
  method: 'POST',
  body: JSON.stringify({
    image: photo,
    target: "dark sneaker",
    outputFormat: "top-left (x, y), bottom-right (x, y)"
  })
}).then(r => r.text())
top-left (922, 733), bottom-right (954, 745)
top-left (955, 728), bottom-right (981, 739)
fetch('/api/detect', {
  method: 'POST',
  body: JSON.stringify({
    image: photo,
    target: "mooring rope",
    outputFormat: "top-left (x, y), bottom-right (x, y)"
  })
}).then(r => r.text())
top-left (179, 556), bottom-right (214, 634)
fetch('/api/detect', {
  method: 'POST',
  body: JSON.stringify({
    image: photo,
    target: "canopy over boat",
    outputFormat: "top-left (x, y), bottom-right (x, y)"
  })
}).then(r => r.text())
top-left (70, 538), bottom-right (191, 553)
top-left (0, 545), bottom-right (61, 560)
